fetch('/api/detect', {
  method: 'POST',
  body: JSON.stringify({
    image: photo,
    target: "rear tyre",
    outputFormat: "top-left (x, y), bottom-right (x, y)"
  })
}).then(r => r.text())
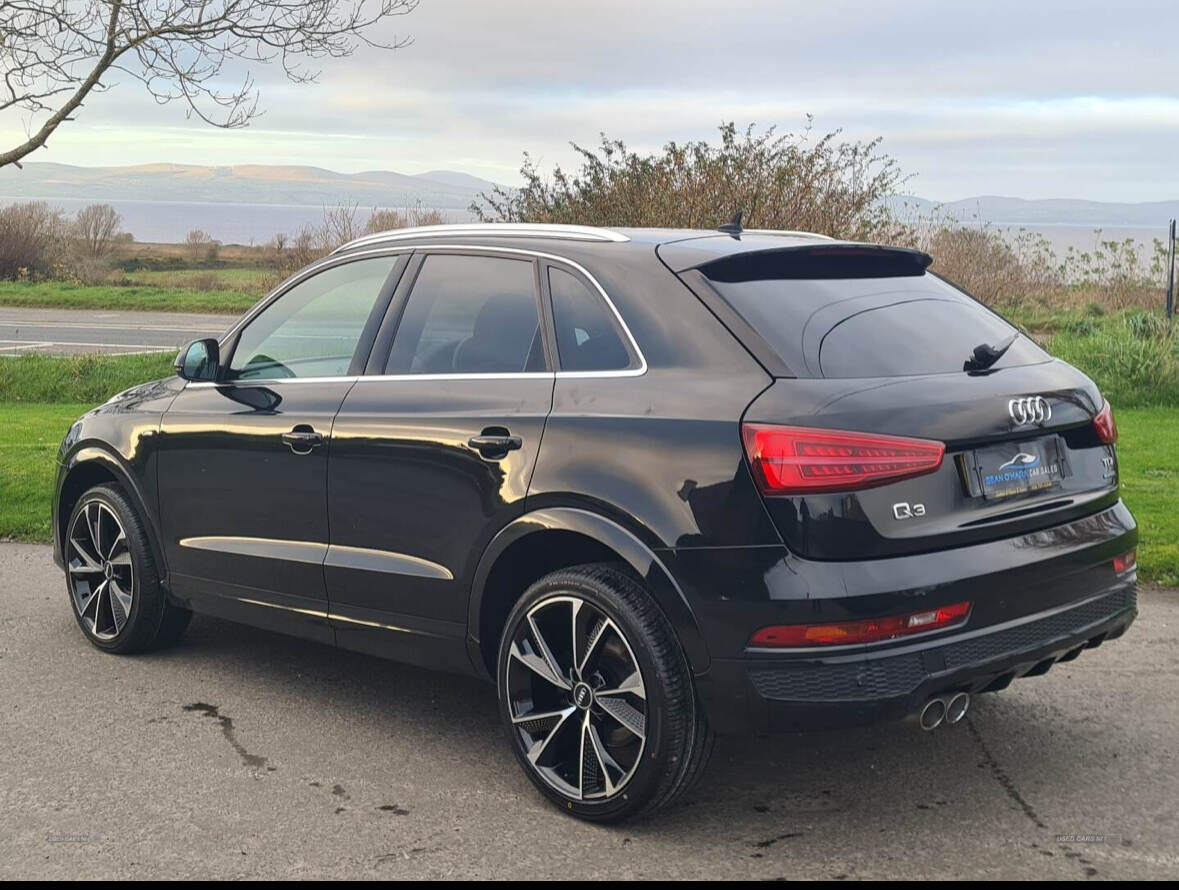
top-left (496, 563), bottom-right (712, 822)
top-left (64, 483), bottom-right (191, 654)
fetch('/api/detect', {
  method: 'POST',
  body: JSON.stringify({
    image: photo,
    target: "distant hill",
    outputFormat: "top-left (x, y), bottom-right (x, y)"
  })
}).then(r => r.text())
top-left (0, 161), bottom-right (503, 210)
top-left (887, 195), bottom-right (1179, 227)
top-left (1, 162), bottom-right (1175, 227)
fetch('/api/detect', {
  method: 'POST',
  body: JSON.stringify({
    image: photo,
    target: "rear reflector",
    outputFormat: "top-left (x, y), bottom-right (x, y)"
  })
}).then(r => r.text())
top-left (741, 424), bottom-right (945, 494)
top-left (1094, 400), bottom-right (1118, 444)
top-left (750, 601), bottom-right (972, 647)
top-left (1113, 549), bottom-right (1136, 574)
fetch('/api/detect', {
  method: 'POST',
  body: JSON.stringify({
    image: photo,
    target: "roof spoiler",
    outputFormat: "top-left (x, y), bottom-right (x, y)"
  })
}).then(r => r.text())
top-left (692, 243), bottom-right (934, 281)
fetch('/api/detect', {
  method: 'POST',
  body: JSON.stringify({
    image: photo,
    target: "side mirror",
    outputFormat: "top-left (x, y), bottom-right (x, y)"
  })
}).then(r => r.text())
top-left (174, 338), bottom-right (220, 382)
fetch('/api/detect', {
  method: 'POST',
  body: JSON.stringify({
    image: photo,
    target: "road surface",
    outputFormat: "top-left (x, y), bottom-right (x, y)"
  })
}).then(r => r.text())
top-left (1, 542), bottom-right (1175, 879)
top-left (0, 307), bottom-right (238, 356)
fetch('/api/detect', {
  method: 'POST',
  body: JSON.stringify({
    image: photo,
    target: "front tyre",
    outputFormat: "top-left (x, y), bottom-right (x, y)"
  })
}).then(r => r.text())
top-left (64, 483), bottom-right (191, 654)
top-left (497, 564), bottom-right (711, 822)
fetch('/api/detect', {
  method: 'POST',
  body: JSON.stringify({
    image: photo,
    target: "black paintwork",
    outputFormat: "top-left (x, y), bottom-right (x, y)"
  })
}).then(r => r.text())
top-left (52, 228), bottom-right (1138, 734)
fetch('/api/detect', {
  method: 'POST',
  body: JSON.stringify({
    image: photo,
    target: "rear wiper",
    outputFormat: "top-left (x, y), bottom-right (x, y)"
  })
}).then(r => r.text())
top-left (963, 332), bottom-right (1018, 373)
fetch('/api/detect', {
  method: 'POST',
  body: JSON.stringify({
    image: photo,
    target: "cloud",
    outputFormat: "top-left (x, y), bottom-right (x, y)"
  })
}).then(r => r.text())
top-left (2, 0), bottom-right (1175, 200)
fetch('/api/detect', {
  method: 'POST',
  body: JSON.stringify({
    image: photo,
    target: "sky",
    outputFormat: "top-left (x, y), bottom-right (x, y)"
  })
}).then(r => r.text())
top-left (2, 0), bottom-right (1177, 201)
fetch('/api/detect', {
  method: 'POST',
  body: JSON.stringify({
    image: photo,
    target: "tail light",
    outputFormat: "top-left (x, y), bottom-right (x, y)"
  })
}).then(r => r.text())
top-left (1094, 400), bottom-right (1118, 444)
top-left (750, 601), bottom-right (972, 647)
top-left (1113, 549), bottom-right (1136, 574)
top-left (741, 424), bottom-right (945, 495)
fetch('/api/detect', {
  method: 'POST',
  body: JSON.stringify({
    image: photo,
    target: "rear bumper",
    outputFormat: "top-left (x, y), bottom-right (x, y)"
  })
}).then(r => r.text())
top-left (677, 500), bottom-right (1139, 734)
top-left (697, 579), bottom-right (1136, 733)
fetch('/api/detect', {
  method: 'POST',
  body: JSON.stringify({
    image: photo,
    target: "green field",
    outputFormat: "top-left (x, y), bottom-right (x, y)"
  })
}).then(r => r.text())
top-left (1, 380), bottom-right (1175, 584)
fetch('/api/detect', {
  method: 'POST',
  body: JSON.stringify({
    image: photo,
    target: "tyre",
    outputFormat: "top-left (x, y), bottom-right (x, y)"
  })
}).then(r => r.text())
top-left (497, 563), bottom-right (712, 822)
top-left (64, 483), bottom-right (191, 654)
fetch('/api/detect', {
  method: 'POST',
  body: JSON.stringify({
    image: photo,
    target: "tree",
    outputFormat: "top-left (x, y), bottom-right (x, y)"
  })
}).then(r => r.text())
top-left (0, 1), bottom-right (418, 169)
top-left (473, 121), bottom-right (909, 242)
top-left (73, 203), bottom-right (122, 257)
top-left (184, 228), bottom-right (217, 262)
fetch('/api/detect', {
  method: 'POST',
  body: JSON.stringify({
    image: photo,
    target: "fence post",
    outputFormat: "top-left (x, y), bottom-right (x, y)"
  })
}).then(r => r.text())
top-left (1168, 218), bottom-right (1175, 322)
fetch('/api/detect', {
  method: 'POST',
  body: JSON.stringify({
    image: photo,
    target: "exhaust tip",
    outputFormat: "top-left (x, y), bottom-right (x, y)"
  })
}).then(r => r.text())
top-left (919, 698), bottom-right (946, 731)
top-left (945, 692), bottom-right (971, 725)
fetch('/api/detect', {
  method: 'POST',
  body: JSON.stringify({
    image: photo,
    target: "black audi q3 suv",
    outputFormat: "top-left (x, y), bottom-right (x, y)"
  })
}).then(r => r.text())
top-left (53, 223), bottom-right (1138, 822)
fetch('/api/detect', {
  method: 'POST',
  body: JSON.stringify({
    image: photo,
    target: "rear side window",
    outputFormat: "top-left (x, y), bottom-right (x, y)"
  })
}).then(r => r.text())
top-left (819, 299), bottom-right (1046, 377)
top-left (699, 252), bottom-right (1048, 378)
top-left (385, 254), bottom-right (546, 374)
top-left (548, 266), bottom-right (633, 372)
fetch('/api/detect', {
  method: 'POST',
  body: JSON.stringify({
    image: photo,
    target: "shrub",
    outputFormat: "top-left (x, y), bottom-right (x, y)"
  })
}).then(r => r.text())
top-left (474, 120), bottom-right (907, 241)
top-left (0, 201), bottom-right (66, 279)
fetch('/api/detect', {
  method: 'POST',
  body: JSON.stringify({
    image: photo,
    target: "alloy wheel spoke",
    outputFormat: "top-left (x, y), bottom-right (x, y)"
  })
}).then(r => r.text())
top-left (87, 503), bottom-right (103, 556)
top-left (509, 640), bottom-right (570, 692)
top-left (105, 528), bottom-right (126, 561)
top-left (585, 720), bottom-right (621, 797)
top-left (597, 696), bottom-right (647, 740)
top-left (527, 613), bottom-right (571, 689)
top-left (70, 536), bottom-right (102, 571)
top-left (511, 706), bottom-right (573, 726)
top-left (109, 579), bottom-right (133, 630)
top-left (577, 617), bottom-right (612, 676)
top-left (525, 706), bottom-right (577, 765)
top-left (570, 599), bottom-right (583, 679)
top-left (80, 579), bottom-right (106, 621)
top-left (595, 669), bottom-right (646, 701)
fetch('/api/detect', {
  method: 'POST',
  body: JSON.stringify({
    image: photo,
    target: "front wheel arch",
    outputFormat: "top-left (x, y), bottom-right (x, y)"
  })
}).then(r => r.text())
top-left (58, 449), bottom-right (166, 580)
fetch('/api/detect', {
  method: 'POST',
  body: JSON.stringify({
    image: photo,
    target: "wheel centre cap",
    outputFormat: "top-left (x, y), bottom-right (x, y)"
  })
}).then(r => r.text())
top-left (102, 561), bottom-right (113, 580)
top-left (572, 682), bottom-right (594, 710)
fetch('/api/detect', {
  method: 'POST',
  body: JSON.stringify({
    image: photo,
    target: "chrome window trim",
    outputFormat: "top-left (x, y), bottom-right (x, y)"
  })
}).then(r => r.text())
top-left (213, 243), bottom-right (648, 383)
top-left (332, 223), bottom-right (630, 254)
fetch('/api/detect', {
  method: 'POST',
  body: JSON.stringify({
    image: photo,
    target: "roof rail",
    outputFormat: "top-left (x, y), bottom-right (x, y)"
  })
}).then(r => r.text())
top-left (741, 229), bottom-right (835, 240)
top-left (333, 223), bottom-right (630, 254)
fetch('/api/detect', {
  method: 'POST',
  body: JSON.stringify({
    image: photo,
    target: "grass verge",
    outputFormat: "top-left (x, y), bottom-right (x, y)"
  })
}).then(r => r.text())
top-left (0, 280), bottom-right (257, 314)
top-left (0, 353), bottom-right (174, 403)
top-left (1117, 408), bottom-right (1179, 586)
top-left (0, 403), bottom-right (89, 541)
top-left (0, 402), bottom-right (1174, 586)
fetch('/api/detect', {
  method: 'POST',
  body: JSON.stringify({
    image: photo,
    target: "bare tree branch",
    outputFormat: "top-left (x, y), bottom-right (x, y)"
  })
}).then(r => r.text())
top-left (0, 0), bottom-right (418, 168)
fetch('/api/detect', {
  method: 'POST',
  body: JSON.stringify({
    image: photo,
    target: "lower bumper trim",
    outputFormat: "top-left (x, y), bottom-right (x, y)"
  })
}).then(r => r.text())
top-left (747, 584), bottom-right (1136, 703)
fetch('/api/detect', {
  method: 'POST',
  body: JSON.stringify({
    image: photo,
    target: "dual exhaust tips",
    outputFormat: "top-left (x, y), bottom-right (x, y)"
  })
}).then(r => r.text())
top-left (918, 692), bottom-right (970, 731)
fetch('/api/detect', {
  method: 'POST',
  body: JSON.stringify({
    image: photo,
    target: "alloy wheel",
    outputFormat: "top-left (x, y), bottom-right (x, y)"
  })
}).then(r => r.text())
top-left (505, 594), bottom-right (647, 801)
top-left (67, 500), bottom-right (134, 640)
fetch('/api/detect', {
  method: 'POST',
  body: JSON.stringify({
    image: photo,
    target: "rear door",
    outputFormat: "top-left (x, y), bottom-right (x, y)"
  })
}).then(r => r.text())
top-left (325, 250), bottom-right (554, 668)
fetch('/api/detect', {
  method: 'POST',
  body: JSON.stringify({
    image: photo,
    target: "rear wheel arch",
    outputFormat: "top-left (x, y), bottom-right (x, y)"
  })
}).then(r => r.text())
top-left (467, 507), bottom-right (709, 678)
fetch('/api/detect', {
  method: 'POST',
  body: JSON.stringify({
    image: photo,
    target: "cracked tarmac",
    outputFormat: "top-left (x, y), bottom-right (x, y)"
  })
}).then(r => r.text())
top-left (1, 542), bottom-right (1176, 879)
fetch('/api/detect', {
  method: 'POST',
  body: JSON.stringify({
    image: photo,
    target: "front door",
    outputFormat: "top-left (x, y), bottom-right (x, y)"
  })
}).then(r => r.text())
top-left (157, 254), bottom-right (404, 640)
top-left (326, 251), bottom-right (554, 668)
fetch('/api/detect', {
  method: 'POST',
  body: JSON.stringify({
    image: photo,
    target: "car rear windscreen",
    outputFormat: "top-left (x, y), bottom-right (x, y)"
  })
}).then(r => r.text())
top-left (697, 251), bottom-right (1048, 378)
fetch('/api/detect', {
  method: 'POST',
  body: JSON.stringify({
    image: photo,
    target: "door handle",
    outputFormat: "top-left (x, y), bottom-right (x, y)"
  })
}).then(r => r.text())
top-left (282, 425), bottom-right (324, 455)
top-left (468, 429), bottom-right (522, 458)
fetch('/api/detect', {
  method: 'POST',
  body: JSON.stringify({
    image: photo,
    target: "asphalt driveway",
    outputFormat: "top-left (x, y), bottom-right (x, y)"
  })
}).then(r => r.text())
top-left (1, 542), bottom-right (1176, 879)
